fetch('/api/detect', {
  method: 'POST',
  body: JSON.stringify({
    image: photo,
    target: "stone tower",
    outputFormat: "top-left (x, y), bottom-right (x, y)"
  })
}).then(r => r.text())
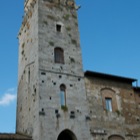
top-left (16, 0), bottom-right (91, 140)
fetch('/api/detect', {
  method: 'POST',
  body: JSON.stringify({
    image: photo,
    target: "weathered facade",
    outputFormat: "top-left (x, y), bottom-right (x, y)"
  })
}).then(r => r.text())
top-left (1, 0), bottom-right (140, 140)
top-left (16, 0), bottom-right (91, 140)
top-left (85, 71), bottom-right (140, 140)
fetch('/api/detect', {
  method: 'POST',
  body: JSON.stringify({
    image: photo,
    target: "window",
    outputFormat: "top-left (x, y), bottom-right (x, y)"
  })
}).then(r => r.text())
top-left (101, 88), bottom-right (118, 112)
top-left (56, 22), bottom-right (63, 33)
top-left (60, 84), bottom-right (66, 107)
top-left (56, 24), bottom-right (62, 32)
top-left (105, 98), bottom-right (112, 112)
top-left (28, 68), bottom-right (30, 83)
top-left (54, 48), bottom-right (64, 64)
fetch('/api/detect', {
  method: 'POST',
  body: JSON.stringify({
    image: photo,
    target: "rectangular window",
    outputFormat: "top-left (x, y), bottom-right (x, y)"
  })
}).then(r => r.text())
top-left (105, 98), bottom-right (112, 112)
top-left (54, 48), bottom-right (64, 64)
top-left (56, 24), bottom-right (62, 32)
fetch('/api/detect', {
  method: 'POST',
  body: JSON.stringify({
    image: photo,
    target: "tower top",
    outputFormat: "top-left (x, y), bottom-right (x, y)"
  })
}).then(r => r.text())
top-left (24, 0), bottom-right (75, 12)
top-left (24, 0), bottom-right (35, 12)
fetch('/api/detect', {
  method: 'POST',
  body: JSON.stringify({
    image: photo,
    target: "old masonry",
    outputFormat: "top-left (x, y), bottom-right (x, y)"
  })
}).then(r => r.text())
top-left (0, 0), bottom-right (140, 140)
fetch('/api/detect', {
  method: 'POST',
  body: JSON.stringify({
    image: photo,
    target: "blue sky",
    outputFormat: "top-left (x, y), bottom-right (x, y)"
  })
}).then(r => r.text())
top-left (0, 0), bottom-right (140, 133)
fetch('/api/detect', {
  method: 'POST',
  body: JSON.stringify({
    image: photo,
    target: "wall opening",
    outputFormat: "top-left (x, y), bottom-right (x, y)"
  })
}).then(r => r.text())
top-left (60, 84), bottom-right (66, 107)
top-left (54, 47), bottom-right (64, 64)
top-left (56, 24), bottom-right (62, 32)
top-left (105, 98), bottom-right (112, 112)
top-left (101, 88), bottom-right (118, 112)
top-left (108, 135), bottom-right (124, 140)
top-left (57, 129), bottom-right (77, 140)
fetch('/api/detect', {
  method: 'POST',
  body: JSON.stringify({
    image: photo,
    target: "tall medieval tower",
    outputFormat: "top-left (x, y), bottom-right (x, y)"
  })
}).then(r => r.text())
top-left (16, 0), bottom-right (91, 140)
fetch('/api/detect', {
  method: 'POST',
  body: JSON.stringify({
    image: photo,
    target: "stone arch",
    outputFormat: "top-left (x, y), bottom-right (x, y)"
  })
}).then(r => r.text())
top-left (57, 129), bottom-right (77, 140)
top-left (108, 135), bottom-right (124, 140)
top-left (101, 87), bottom-right (115, 94)
top-left (60, 84), bottom-right (66, 91)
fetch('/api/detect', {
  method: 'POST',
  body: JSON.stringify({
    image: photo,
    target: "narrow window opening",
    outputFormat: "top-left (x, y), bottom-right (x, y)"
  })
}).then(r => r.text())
top-left (105, 98), bottom-right (112, 112)
top-left (55, 109), bottom-right (58, 114)
top-left (56, 24), bottom-right (62, 32)
top-left (28, 68), bottom-right (30, 83)
top-left (34, 88), bottom-right (36, 94)
top-left (60, 84), bottom-right (66, 107)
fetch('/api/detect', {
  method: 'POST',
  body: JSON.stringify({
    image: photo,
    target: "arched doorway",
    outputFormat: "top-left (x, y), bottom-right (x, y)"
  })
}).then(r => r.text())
top-left (108, 135), bottom-right (124, 140)
top-left (57, 129), bottom-right (77, 140)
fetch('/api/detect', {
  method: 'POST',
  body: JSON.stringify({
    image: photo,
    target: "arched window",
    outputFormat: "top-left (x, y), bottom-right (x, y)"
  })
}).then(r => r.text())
top-left (54, 47), bottom-right (64, 64)
top-left (101, 88), bottom-right (118, 112)
top-left (60, 84), bottom-right (66, 107)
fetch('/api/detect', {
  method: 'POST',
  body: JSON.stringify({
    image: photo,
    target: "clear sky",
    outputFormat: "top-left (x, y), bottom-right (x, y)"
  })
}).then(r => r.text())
top-left (0, 0), bottom-right (140, 133)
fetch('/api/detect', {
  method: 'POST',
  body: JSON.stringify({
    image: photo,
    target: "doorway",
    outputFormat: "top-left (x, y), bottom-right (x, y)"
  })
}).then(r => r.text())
top-left (57, 129), bottom-right (77, 140)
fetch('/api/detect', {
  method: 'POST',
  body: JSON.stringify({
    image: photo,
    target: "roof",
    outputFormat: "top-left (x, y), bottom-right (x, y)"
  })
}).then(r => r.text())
top-left (0, 133), bottom-right (32, 140)
top-left (85, 71), bottom-right (137, 83)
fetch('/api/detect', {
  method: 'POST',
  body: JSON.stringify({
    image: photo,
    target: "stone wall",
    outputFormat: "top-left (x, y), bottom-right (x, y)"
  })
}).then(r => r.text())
top-left (17, 0), bottom-right (40, 139)
top-left (37, 0), bottom-right (91, 139)
top-left (17, 0), bottom-right (91, 140)
top-left (17, 1), bottom-right (140, 140)
top-left (85, 74), bottom-right (140, 140)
